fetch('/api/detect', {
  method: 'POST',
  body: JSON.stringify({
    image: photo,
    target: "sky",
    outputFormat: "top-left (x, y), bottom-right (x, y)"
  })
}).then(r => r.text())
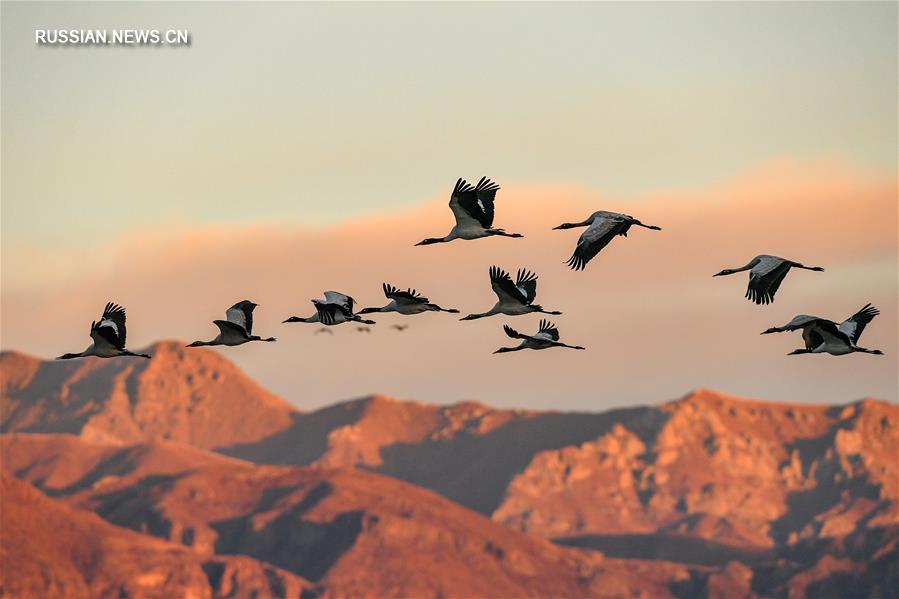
top-left (1, 1), bottom-right (896, 411)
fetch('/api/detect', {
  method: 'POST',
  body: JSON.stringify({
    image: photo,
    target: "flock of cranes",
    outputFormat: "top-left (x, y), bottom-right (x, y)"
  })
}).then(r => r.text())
top-left (57, 176), bottom-right (883, 361)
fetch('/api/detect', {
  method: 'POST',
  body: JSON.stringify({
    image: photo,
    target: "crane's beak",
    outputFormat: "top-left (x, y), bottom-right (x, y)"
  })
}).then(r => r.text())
top-left (760, 327), bottom-right (780, 335)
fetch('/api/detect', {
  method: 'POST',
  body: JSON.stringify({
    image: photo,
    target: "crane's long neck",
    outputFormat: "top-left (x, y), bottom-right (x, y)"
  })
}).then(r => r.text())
top-left (188, 340), bottom-right (219, 347)
top-left (359, 305), bottom-right (392, 314)
top-left (284, 315), bottom-right (319, 323)
top-left (57, 352), bottom-right (86, 360)
top-left (462, 305), bottom-right (501, 320)
top-left (554, 218), bottom-right (592, 230)
top-left (494, 345), bottom-right (525, 353)
top-left (416, 235), bottom-right (452, 246)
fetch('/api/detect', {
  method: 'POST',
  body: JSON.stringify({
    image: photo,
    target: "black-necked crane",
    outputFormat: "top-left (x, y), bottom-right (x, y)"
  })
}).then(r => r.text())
top-left (283, 291), bottom-right (376, 326)
top-left (415, 177), bottom-right (523, 246)
top-left (57, 302), bottom-right (151, 360)
top-left (761, 304), bottom-right (883, 356)
top-left (360, 284), bottom-right (459, 316)
top-left (461, 266), bottom-right (561, 321)
top-left (553, 210), bottom-right (661, 271)
top-left (187, 300), bottom-right (276, 347)
top-left (714, 255), bottom-right (824, 305)
top-left (494, 320), bottom-right (585, 354)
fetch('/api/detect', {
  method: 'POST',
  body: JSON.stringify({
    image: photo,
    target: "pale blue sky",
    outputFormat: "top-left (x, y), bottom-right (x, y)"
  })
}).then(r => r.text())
top-left (2, 1), bottom-right (896, 255)
top-left (1, 2), bottom-right (896, 409)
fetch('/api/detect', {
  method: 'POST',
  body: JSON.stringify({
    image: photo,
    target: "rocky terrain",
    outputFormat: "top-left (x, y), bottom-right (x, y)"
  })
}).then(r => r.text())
top-left (0, 342), bottom-right (295, 448)
top-left (0, 474), bottom-right (310, 599)
top-left (1, 343), bottom-right (896, 597)
top-left (3, 435), bottom-right (688, 598)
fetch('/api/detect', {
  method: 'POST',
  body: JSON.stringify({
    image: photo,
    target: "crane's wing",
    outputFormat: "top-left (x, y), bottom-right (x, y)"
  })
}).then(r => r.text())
top-left (226, 300), bottom-right (256, 335)
top-left (783, 315), bottom-right (821, 330)
top-left (383, 283), bottom-right (428, 305)
top-left (514, 268), bottom-right (538, 305)
top-left (214, 319), bottom-right (250, 339)
top-left (503, 324), bottom-right (529, 340)
top-left (449, 177), bottom-right (497, 229)
top-left (472, 176), bottom-right (499, 228)
top-left (92, 302), bottom-right (127, 349)
top-left (801, 326), bottom-right (822, 351)
top-left (323, 291), bottom-right (355, 315)
top-left (809, 319), bottom-right (852, 349)
top-left (839, 304), bottom-right (879, 343)
top-left (536, 319), bottom-right (560, 341)
top-left (314, 302), bottom-right (343, 325)
top-left (489, 266), bottom-right (528, 305)
top-left (565, 217), bottom-right (624, 271)
top-left (747, 258), bottom-right (791, 305)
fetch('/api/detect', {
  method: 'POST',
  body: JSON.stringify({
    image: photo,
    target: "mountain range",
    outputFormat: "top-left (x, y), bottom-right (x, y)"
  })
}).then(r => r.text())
top-left (1, 341), bottom-right (896, 598)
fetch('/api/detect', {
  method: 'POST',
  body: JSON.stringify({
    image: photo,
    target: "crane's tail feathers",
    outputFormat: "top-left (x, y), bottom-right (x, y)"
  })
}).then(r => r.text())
top-left (490, 229), bottom-right (524, 238)
top-left (634, 221), bottom-right (662, 230)
top-left (859, 347), bottom-right (884, 355)
top-left (795, 264), bottom-right (825, 271)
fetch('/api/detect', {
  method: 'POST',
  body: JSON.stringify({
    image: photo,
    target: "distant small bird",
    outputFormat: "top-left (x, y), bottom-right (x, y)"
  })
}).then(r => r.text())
top-left (714, 255), bottom-right (824, 305)
top-left (283, 292), bottom-right (376, 326)
top-left (187, 300), bottom-right (276, 348)
top-left (462, 266), bottom-right (561, 320)
top-left (494, 320), bottom-right (585, 354)
top-left (356, 326), bottom-right (372, 333)
top-left (390, 324), bottom-right (410, 332)
top-left (57, 302), bottom-right (151, 360)
top-left (360, 283), bottom-right (459, 316)
top-left (314, 328), bottom-right (334, 335)
top-left (762, 304), bottom-right (883, 356)
top-left (415, 177), bottom-right (523, 246)
top-left (553, 211), bottom-right (661, 271)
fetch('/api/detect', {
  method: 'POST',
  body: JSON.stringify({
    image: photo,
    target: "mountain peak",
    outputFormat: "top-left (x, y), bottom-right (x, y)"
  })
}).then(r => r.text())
top-left (1, 345), bottom-right (298, 449)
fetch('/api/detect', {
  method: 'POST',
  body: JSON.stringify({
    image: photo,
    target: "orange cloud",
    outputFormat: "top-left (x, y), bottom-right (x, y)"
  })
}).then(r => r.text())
top-left (2, 160), bottom-right (895, 409)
